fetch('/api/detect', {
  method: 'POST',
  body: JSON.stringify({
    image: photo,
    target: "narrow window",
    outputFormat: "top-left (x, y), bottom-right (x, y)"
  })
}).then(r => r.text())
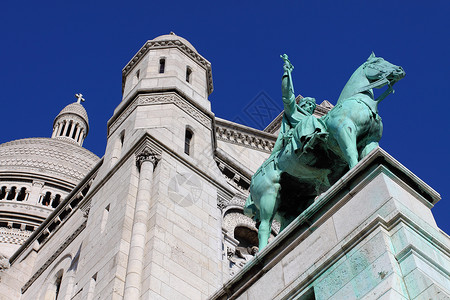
top-left (42, 192), bottom-right (52, 206)
top-left (135, 69), bottom-right (140, 80)
top-left (159, 58), bottom-right (166, 74)
top-left (6, 187), bottom-right (16, 200)
top-left (0, 186), bottom-right (6, 199)
top-left (71, 124), bottom-right (78, 139)
top-left (55, 272), bottom-right (63, 300)
top-left (59, 123), bottom-right (66, 136)
top-left (52, 194), bottom-right (61, 208)
top-left (66, 122), bottom-right (72, 137)
top-left (184, 129), bottom-right (193, 155)
top-left (120, 130), bottom-right (125, 146)
top-left (186, 66), bottom-right (192, 83)
top-left (16, 187), bottom-right (27, 201)
top-left (101, 204), bottom-right (110, 233)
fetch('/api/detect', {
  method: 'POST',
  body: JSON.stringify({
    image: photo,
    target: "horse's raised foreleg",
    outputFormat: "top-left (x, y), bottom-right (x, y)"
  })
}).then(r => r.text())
top-left (257, 182), bottom-right (280, 250)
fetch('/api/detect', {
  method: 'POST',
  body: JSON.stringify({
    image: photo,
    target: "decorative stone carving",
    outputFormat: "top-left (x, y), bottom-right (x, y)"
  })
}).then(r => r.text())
top-left (215, 120), bottom-right (276, 153)
top-left (108, 93), bottom-right (212, 136)
top-left (217, 194), bottom-right (247, 211)
top-left (0, 254), bottom-right (9, 271)
top-left (136, 148), bottom-right (161, 169)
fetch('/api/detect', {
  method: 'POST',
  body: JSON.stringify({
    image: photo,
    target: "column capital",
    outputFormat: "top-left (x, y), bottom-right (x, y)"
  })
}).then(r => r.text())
top-left (136, 148), bottom-right (160, 169)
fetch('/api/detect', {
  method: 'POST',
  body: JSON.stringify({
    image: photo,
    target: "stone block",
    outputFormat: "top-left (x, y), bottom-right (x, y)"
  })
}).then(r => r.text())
top-left (282, 217), bottom-right (338, 285)
top-left (246, 263), bottom-right (285, 300)
top-left (332, 173), bottom-right (394, 241)
top-left (414, 283), bottom-right (450, 300)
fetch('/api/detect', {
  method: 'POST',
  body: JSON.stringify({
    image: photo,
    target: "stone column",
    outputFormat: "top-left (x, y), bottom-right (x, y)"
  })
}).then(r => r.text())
top-left (51, 124), bottom-right (59, 138)
top-left (74, 126), bottom-right (82, 144)
top-left (123, 149), bottom-right (160, 300)
top-left (58, 122), bottom-right (65, 136)
top-left (78, 129), bottom-right (85, 145)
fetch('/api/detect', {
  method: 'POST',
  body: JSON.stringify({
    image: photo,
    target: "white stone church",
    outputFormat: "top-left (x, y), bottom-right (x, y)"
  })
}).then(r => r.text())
top-left (0, 33), bottom-right (448, 299)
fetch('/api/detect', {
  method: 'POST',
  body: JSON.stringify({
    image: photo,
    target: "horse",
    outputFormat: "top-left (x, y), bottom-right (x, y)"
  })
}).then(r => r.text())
top-left (245, 53), bottom-right (405, 250)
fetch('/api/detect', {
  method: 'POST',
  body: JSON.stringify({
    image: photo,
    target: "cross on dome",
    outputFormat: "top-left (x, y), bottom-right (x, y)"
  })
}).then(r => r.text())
top-left (75, 93), bottom-right (85, 104)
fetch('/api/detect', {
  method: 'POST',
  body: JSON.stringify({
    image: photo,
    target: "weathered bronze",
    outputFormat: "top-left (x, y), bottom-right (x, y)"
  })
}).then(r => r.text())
top-left (245, 53), bottom-right (405, 250)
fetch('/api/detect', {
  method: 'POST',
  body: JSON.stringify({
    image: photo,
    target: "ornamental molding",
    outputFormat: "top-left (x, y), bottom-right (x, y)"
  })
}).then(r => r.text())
top-left (216, 158), bottom-right (251, 194)
top-left (108, 92), bottom-right (212, 136)
top-left (122, 39), bottom-right (213, 95)
top-left (215, 120), bottom-right (276, 153)
top-left (21, 221), bottom-right (87, 293)
top-left (218, 194), bottom-right (247, 211)
top-left (53, 114), bottom-right (88, 131)
top-left (223, 211), bottom-right (257, 238)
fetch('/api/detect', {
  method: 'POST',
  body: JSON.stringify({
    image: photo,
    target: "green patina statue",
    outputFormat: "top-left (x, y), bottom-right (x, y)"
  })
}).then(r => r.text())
top-left (245, 53), bottom-right (405, 250)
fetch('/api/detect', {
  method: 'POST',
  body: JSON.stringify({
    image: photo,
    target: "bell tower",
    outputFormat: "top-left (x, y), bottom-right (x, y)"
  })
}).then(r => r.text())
top-left (52, 93), bottom-right (89, 146)
top-left (79, 33), bottom-right (226, 299)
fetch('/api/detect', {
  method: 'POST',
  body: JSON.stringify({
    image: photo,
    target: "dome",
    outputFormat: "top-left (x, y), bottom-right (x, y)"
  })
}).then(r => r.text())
top-left (54, 102), bottom-right (89, 127)
top-left (0, 138), bottom-right (100, 184)
top-left (152, 33), bottom-right (198, 53)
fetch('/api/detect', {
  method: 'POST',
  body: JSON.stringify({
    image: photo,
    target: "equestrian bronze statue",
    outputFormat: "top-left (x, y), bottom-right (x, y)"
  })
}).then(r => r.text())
top-left (245, 53), bottom-right (405, 250)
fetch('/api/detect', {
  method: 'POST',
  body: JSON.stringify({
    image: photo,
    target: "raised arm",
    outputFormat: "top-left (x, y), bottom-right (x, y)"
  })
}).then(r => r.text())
top-left (280, 54), bottom-right (296, 116)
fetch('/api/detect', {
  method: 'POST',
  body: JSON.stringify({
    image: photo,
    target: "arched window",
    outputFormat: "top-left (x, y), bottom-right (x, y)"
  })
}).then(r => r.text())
top-left (71, 124), bottom-right (78, 139)
top-left (65, 121), bottom-right (72, 137)
top-left (6, 186), bottom-right (16, 200)
top-left (59, 122), bottom-right (66, 136)
top-left (159, 58), bottom-right (166, 74)
top-left (52, 194), bottom-right (61, 208)
top-left (0, 186), bottom-right (6, 199)
top-left (184, 128), bottom-right (193, 155)
top-left (186, 66), bottom-right (192, 83)
top-left (16, 187), bottom-right (27, 201)
top-left (42, 192), bottom-right (52, 206)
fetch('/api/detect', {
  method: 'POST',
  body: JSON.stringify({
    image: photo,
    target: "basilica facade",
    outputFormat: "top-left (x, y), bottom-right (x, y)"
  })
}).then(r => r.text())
top-left (0, 33), bottom-right (448, 300)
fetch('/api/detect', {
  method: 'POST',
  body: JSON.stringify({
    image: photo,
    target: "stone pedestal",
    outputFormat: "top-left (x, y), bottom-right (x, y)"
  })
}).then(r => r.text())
top-left (210, 148), bottom-right (450, 300)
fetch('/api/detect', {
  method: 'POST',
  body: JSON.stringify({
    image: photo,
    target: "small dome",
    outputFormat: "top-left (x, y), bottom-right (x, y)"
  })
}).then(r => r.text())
top-left (54, 102), bottom-right (89, 127)
top-left (152, 33), bottom-right (198, 53)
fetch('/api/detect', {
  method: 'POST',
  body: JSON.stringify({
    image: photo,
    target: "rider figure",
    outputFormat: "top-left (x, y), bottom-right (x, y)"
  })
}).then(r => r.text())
top-left (269, 55), bottom-right (328, 162)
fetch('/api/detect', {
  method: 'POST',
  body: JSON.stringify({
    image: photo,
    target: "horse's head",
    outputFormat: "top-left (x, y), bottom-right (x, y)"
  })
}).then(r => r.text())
top-left (363, 52), bottom-right (405, 87)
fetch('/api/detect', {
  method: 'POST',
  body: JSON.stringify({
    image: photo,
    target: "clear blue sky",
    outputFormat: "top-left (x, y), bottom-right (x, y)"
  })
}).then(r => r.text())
top-left (1, 1), bottom-right (449, 233)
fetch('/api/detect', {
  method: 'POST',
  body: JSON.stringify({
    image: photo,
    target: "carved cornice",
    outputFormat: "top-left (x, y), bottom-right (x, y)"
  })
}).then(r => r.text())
top-left (21, 221), bottom-right (87, 293)
top-left (122, 39), bottom-right (213, 95)
top-left (218, 194), bottom-right (247, 211)
top-left (53, 114), bottom-right (88, 132)
top-left (108, 93), bottom-right (212, 136)
top-left (215, 118), bottom-right (276, 153)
